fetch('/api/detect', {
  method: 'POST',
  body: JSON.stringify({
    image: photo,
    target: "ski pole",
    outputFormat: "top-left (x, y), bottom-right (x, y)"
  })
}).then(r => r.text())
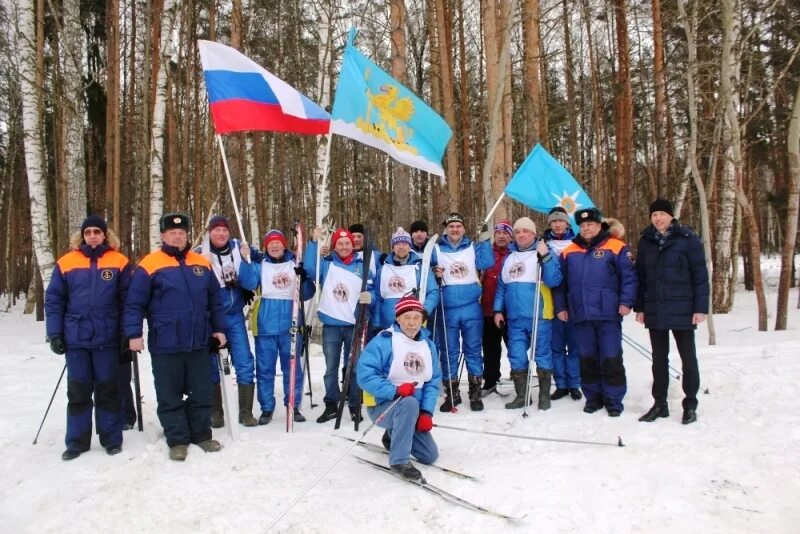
top-left (264, 395), bottom-right (405, 533)
top-left (433, 423), bottom-right (625, 447)
top-left (436, 277), bottom-right (457, 413)
top-left (132, 351), bottom-right (144, 432)
top-left (32, 363), bottom-right (67, 445)
top-left (522, 263), bottom-right (544, 418)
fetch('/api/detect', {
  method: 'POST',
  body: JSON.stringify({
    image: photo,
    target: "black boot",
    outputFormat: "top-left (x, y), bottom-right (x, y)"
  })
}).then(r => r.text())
top-left (350, 407), bottom-right (362, 423)
top-left (293, 408), bottom-right (306, 423)
top-left (638, 402), bottom-right (669, 422)
top-left (258, 411), bottom-right (273, 425)
top-left (391, 462), bottom-right (423, 482)
top-left (238, 383), bottom-right (258, 426)
top-left (537, 368), bottom-right (552, 410)
top-left (583, 397), bottom-right (604, 413)
top-left (61, 449), bottom-right (83, 461)
top-left (551, 388), bottom-right (569, 400)
top-left (681, 408), bottom-right (697, 425)
top-left (569, 388), bottom-right (583, 400)
top-left (439, 379), bottom-right (461, 412)
top-left (316, 402), bottom-right (338, 423)
top-left (467, 376), bottom-right (484, 411)
top-left (211, 383), bottom-right (224, 429)
top-left (505, 370), bottom-right (530, 409)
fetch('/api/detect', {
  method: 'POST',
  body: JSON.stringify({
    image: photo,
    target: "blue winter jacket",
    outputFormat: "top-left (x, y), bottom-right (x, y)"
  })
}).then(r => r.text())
top-left (432, 236), bottom-right (494, 309)
top-left (634, 220), bottom-right (709, 330)
top-left (553, 231), bottom-right (638, 323)
top-left (373, 251), bottom-right (439, 329)
top-left (303, 240), bottom-right (376, 326)
top-left (45, 243), bottom-right (131, 349)
top-left (239, 250), bottom-right (316, 336)
top-left (357, 324), bottom-right (442, 414)
top-left (123, 244), bottom-right (225, 354)
top-left (493, 240), bottom-right (562, 320)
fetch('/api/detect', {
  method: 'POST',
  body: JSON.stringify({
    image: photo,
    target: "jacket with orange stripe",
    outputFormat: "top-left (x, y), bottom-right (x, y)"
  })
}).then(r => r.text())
top-left (45, 243), bottom-right (132, 349)
top-left (553, 231), bottom-right (638, 323)
top-left (123, 244), bottom-right (225, 355)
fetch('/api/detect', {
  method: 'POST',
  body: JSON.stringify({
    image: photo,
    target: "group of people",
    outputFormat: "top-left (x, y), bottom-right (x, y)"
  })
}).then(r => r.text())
top-left (44, 197), bottom-right (708, 474)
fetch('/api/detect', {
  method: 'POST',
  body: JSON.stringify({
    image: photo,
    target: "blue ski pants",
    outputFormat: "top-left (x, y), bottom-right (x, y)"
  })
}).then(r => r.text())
top-left (440, 302), bottom-right (483, 379)
top-left (368, 397), bottom-right (438, 466)
top-left (551, 317), bottom-right (581, 389)
top-left (506, 316), bottom-right (552, 372)
top-left (255, 334), bottom-right (304, 412)
top-left (224, 312), bottom-right (255, 384)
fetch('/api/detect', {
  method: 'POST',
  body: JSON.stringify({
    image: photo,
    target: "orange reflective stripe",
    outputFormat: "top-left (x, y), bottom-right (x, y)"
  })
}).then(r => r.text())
top-left (57, 252), bottom-right (90, 273)
top-left (561, 243), bottom-right (585, 258)
top-left (602, 238), bottom-right (626, 254)
top-left (138, 250), bottom-right (180, 275)
top-left (185, 251), bottom-right (211, 269)
top-left (98, 251), bottom-right (130, 270)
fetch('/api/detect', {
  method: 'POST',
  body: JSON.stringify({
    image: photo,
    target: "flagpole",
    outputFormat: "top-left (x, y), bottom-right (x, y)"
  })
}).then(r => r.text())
top-left (216, 134), bottom-right (248, 242)
top-left (483, 192), bottom-right (506, 224)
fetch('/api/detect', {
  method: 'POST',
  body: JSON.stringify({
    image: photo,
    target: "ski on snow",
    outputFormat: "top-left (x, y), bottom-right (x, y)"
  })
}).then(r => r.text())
top-left (354, 456), bottom-right (523, 521)
top-left (337, 435), bottom-right (477, 480)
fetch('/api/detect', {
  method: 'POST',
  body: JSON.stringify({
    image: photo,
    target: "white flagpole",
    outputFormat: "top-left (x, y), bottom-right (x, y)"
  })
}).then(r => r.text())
top-left (216, 134), bottom-right (249, 242)
top-left (483, 192), bottom-right (506, 224)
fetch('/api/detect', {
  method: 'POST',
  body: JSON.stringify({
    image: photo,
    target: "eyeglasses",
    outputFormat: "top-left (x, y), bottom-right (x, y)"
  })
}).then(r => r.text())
top-left (83, 229), bottom-right (104, 236)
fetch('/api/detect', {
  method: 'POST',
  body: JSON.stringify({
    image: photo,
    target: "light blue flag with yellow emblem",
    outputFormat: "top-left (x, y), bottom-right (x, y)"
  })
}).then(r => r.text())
top-left (330, 29), bottom-right (453, 177)
top-left (505, 144), bottom-right (595, 224)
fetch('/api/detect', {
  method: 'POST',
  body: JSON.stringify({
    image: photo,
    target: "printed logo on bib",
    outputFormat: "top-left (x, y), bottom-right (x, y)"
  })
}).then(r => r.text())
top-left (332, 282), bottom-right (350, 303)
top-left (403, 352), bottom-right (426, 375)
top-left (101, 269), bottom-right (113, 281)
top-left (593, 250), bottom-right (605, 259)
top-left (388, 275), bottom-right (407, 293)
top-left (192, 266), bottom-right (205, 276)
top-left (448, 261), bottom-right (469, 279)
top-left (509, 262), bottom-right (526, 279)
top-left (272, 272), bottom-right (291, 290)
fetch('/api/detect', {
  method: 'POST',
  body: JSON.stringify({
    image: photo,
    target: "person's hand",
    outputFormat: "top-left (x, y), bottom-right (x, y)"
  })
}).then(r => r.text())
top-left (49, 336), bottom-right (65, 355)
top-left (416, 411), bottom-right (433, 433)
top-left (240, 242), bottom-right (251, 262)
top-left (619, 305), bottom-right (632, 316)
top-left (212, 332), bottom-right (227, 349)
top-left (636, 312), bottom-right (645, 324)
top-left (433, 266), bottom-right (444, 279)
top-left (358, 291), bottom-right (372, 305)
top-left (396, 383), bottom-right (416, 397)
top-left (320, 244), bottom-right (330, 256)
top-left (557, 311), bottom-right (569, 322)
top-left (536, 240), bottom-right (549, 258)
top-left (477, 222), bottom-right (490, 242)
top-left (312, 226), bottom-right (324, 241)
top-left (129, 338), bottom-right (145, 352)
top-left (692, 313), bottom-right (707, 325)
top-left (493, 312), bottom-right (505, 329)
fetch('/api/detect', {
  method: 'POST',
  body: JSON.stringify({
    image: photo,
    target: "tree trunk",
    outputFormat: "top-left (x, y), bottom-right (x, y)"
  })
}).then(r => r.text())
top-left (563, 0), bottom-right (579, 171)
top-left (776, 79), bottom-right (800, 328)
top-left (613, 0), bottom-right (633, 224)
top-left (435, 0), bottom-right (459, 209)
top-left (18, 0), bottom-right (56, 286)
top-left (313, 0), bottom-right (334, 227)
top-left (390, 0), bottom-right (411, 228)
top-left (523, 0), bottom-right (543, 148)
top-left (106, 0), bottom-right (121, 231)
top-left (652, 0), bottom-right (668, 197)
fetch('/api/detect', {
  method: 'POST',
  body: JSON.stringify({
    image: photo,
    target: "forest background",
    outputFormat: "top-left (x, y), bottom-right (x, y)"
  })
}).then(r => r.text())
top-left (0, 0), bottom-right (799, 335)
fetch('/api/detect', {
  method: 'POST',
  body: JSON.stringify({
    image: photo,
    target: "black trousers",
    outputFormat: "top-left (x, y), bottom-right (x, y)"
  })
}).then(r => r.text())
top-left (648, 329), bottom-right (700, 410)
top-left (482, 317), bottom-right (507, 388)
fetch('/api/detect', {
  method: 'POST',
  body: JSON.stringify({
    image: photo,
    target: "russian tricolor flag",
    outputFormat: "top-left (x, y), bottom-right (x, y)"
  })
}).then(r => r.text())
top-left (198, 40), bottom-right (330, 135)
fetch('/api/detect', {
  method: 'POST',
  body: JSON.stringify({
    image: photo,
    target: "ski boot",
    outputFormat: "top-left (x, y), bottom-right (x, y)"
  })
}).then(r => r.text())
top-left (467, 375), bottom-right (484, 411)
top-left (537, 368), bottom-right (552, 411)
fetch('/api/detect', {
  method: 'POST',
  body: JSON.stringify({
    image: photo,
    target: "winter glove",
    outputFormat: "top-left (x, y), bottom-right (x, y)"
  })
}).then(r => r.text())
top-left (396, 383), bottom-right (416, 398)
top-left (477, 222), bottom-right (490, 243)
top-left (242, 289), bottom-right (256, 306)
top-left (416, 411), bottom-right (433, 433)
top-left (49, 336), bottom-right (66, 355)
top-left (209, 336), bottom-right (222, 353)
top-left (358, 291), bottom-right (372, 305)
top-left (294, 265), bottom-right (308, 281)
top-left (119, 338), bottom-right (134, 364)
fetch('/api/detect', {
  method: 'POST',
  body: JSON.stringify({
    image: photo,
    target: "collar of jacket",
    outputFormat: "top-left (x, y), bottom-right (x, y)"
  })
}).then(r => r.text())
top-left (574, 230), bottom-right (610, 249)
top-left (79, 242), bottom-right (109, 258)
top-left (161, 243), bottom-right (190, 260)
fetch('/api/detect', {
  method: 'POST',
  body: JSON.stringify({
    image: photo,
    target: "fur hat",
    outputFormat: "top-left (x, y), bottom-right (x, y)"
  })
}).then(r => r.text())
top-left (348, 223), bottom-right (365, 235)
top-left (160, 212), bottom-right (190, 232)
top-left (574, 207), bottom-right (603, 225)
top-left (81, 214), bottom-right (108, 234)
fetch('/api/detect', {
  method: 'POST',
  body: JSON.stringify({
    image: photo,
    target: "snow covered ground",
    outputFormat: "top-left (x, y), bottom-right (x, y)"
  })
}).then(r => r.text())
top-left (1, 259), bottom-right (798, 533)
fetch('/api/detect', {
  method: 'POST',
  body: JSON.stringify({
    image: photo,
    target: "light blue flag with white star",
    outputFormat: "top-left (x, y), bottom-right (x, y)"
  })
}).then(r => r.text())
top-left (505, 144), bottom-right (594, 227)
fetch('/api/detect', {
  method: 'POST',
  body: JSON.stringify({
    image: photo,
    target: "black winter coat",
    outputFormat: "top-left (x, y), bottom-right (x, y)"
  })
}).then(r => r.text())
top-left (634, 220), bottom-right (709, 330)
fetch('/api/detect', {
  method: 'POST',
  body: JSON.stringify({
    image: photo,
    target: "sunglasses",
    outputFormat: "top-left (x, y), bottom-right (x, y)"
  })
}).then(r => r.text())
top-left (83, 229), bottom-right (104, 236)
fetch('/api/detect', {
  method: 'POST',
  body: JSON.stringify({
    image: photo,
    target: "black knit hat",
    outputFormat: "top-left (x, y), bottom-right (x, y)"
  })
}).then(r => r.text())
top-left (207, 215), bottom-right (230, 232)
top-left (649, 198), bottom-right (674, 217)
top-left (160, 212), bottom-right (190, 232)
top-left (442, 213), bottom-right (465, 226)
top-left (574, 207), bottom-right (603, 225)
top-left (409, 220), bottom-right (429, 234)
top-left (348, 223), bottom-right (365, 234)
top-left (81, 214), bottom-right (108, 234)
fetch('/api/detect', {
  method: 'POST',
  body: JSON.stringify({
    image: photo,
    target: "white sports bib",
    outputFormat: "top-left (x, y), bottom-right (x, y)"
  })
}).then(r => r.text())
top-left (501, 250), bottom-right (541, 284)
top-left (318, 263), bottom-right (362, 324)
top-left (206, 243), bottom-right (243, 288)
top-left (387, 331), bottom-right (433, 386)
top-left (547, 239), bottom-right (572, 256)
top-left (435, 245), bottom-right (478, 286)
top-left (379, 264), bottom-right (419, 299)
top-left (260, 260), bottom-right (296, 300)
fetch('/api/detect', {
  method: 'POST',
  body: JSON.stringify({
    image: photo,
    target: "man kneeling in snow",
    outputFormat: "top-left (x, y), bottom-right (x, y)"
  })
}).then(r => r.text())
top-left (357, 295), bottom-right (442, 481)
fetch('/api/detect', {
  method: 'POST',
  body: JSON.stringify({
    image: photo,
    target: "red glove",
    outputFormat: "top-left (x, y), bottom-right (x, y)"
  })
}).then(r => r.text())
top-left (416, 411), bottom-right (433, 433)
top-left (396, 383), bottom-right (416, 397)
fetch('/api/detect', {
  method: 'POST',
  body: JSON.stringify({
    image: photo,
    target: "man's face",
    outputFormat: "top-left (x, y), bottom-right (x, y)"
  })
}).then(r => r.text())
top-left (579, 221), bottom-right (601, 241)
top-left (397, 310), bottom-right (423, 338)
top-left (393, 242), bottom-right (410, 259)
top-left (351, 232), bottom-right (364, 251)
top-left (494, 230), bottom-right (511, 248)
top-left (446, 222), bottom-right (465, 241)
top-left (514, 228), bottom-right (535, 249)
top-left (82, 227), bottom-right (105, 248)
top-left (162, 228), bottom-right (189, 249)
top-left (411, 230), bottom-right (428, 247)
top-left (334, 237), bottom-right (354, 258)
top-left (267, 240), bottom-right (285, 259)
top-left (209, 226), bottom-right (230, 248)
top-left (651, 211), bottom-right (674, 233)
top-left (549, 220), bottom-right (568, 235)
